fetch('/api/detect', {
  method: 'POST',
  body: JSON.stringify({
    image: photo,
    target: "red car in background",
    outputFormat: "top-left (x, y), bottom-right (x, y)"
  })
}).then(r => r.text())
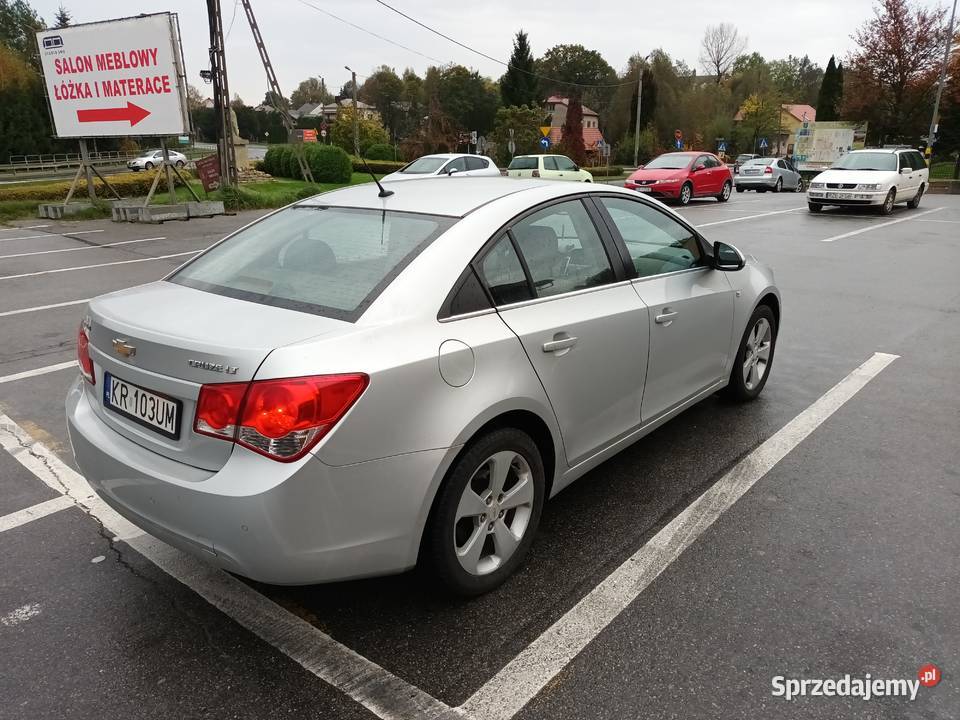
top-left (625, 151), bottom-right (734, 205)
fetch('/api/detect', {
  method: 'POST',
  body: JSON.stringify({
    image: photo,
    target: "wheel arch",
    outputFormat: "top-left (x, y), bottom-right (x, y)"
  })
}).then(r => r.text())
top-left (756, 291), bottom-right (780, 330)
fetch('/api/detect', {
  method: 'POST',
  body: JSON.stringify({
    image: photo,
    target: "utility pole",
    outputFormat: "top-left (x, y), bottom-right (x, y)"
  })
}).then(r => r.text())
top-left (345, 66), bottom-right (359, 154)
top-left (926, 0), bottom-right (958, 167)
top-left (632, 68), bottom-right (643, 168)
top-left (205, 0), bottom-right (236, 187)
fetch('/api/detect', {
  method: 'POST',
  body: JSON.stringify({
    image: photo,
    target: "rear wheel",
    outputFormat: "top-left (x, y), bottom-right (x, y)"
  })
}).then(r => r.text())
top-left (424, 428), bottom-right (545, 596)
top-left (808, 202), bottom-right (822, 213)
top-left (678, 182), bottom-right (693, 206)
top-left (795, 178), bottom-right (804, 192)
top-left (724, 305), bottom-right (777, 401)
top-left (879, 188), bottom-right (896, 215)
top-left (736, 186), bottom-right (745, 193)
top-left (773, 177), bottom-right (783, 193)
top-left (907, 183), bottom-right (924, 209)
top-left (717, 180), bottom-right (732, 202)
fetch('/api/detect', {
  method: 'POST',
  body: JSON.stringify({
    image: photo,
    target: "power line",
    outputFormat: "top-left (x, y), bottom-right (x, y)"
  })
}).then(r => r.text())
top-left (372, 0), bottom-right (634, 89)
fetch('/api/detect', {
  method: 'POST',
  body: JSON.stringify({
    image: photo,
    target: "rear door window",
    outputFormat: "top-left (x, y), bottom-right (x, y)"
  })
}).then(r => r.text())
top-left (543, 156), bottom-right (559, 171)
top-left (479, 236), bottom-right (533, 305)
top-left (555, 156), bottom-right (577, 171)
top-left (443, 157), bottom-right (468, 173)
top-left (466, 157), bottom-right (487, 170)
top-left (170, 206), bottom-right (455, 321)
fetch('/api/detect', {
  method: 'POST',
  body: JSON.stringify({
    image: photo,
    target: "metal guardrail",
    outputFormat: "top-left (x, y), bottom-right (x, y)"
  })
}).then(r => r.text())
top-left (0, 151), bottom-right (141, 177)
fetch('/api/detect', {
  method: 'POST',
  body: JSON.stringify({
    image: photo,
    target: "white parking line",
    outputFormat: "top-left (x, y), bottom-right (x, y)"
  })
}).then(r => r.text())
top-left (0, 298), bottom-right (89, 318)
top-left (695, 206), bottom-right (805, 228)
top-left (460, 352), bottom-right (899, 720)
top-left (0, 413), bottom-right (458, 720)
top-left (0, 237), bottom-right (165, 259)
top-left (0, 496), bottom-right (74, 533)
top-left (0, 229), bottom-right (104, 243)
top-left (0, 224), bottom-right (49, 232)
top-left (0, 251), bottom-right (199, 281)
top-left (820, 207), bottom-right (944, 242)
top-left (0, 361), bottom-right (76, 385)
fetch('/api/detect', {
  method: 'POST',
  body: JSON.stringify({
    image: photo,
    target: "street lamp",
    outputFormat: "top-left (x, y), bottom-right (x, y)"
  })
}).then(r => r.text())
top-left (925, 0), bottom-right (958, 166)
top-left (633, 52), bottom-right (655, 168)
top-left (345, 65), bottom-right (359, 155)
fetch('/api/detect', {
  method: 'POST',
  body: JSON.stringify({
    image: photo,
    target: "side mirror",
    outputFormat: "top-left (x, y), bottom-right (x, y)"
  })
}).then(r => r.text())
top-left (899, 167), bottom-right (910, 175)
top-left (694, 164), bottom-right (706, 172)
top-left (572, 164), bottom-right (580, 171)
top-left (447, 167), bottom-right (460, 175)
top-left (712, 241), bottom-right (745, 271)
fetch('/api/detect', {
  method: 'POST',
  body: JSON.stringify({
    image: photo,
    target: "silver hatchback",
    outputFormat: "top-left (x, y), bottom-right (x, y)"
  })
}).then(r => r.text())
top-left (736, 157), bottom-right (804, 193)
top-left (67, 177), bottom-right (780, 595)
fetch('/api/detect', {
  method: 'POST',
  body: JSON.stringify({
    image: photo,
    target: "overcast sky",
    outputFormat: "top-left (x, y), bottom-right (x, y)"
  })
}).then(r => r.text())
top-left (29, 0), bottom-right (947, 103)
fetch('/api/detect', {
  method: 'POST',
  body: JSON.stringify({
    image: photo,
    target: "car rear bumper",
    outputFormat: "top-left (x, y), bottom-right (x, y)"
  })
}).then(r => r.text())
top-left (66, 377), bottom-right (451, 585)
top-left (735, 176), bottom-right (777, 188)
top-left (806, 190), bottom-right (886, 206)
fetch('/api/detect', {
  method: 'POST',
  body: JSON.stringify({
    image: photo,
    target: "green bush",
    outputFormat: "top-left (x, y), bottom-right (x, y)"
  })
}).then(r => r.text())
top-left (588, 165), bottom-right (624, 177)
top-left (0, 170), bottom-right (193, 201)
top-left (365, 143), bottom-right (396, 161)
top-left (304, 144), bottom-right (352, 183)
top-left (262, 145), bottom-right (287, 176)
top-left (350, 157), bottom-right (405, 174)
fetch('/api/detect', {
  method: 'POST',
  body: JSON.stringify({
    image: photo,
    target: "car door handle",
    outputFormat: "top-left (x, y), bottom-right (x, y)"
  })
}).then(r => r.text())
top-left (542, 335), bottom-right (578, 353)
top-left (655, 309), bottom-right (678, 325)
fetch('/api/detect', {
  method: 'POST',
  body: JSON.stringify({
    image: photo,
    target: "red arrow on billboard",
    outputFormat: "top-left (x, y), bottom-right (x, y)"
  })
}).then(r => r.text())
top-left (76, 102), bottom-right (150, 127)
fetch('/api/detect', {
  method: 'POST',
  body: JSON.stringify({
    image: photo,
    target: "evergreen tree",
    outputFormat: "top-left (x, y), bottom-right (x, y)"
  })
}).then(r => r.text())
top-left (816, 55), bottom-right (843, 121)
top-left (500, 30), bottom-right (538, 107)
top-left (558, 95), bottom-right (587, 166)
top-left (53, 5), bottom-right (70, 28)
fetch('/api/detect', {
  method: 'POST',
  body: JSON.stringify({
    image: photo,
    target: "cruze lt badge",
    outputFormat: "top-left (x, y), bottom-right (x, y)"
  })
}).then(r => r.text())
top-left (188, 359), bottom-right (239, 375)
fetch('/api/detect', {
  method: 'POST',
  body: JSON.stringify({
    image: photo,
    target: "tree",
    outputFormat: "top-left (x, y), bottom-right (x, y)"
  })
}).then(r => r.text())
top-left (735, 92), bottom-right (779, 153)
top-left (557, 95), bottom-right (587, 166)
top-left (769, 54), bottom-right (822, 104)
top-left (262, 90), bottom-right (288, 108)
top-left (359, 66), bottom-right (404, 134)
top-left (53, 4), bottom-right (69, 28)
top-left (500, 30), bottom-right (539, 107)
top-left (0, 42), bottom-right (61, 162)
top-left (0, 0), bottom-right (46, 67)
top-left (536, 44), bottom-right (617, 121)
top-left (816, 55), bottom-right (843, 121)
top-left (330, 105), bottom-right (390, 155)
top-left (844, 0), bottom-right (947, 143)
top-left (290, 77), bottom-right (332, 109)
top-left (186, 84), bottom-right (206, 112)
top-left (489, 104), bottom-right (543, 164)
top-left (699, 23), bottom-right (747, 82)
top-left (606, 55), bottom-right (657, 144)
top-left (436, 65), bottom-right (500, 134)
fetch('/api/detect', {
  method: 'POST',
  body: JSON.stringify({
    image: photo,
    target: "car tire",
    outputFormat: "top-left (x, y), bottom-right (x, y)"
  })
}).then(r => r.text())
top-left (808, 202), bottom-right (822, 212)
top-left (678, 182), bottom-right (693, 205)
top-left (907, 184), bottom-right (924, 209)
top-left (717, 180), bottom-right (732, 202)
top-left (144, 162), bottom-right (154, 170)
top-left (736, 186), bottom-right (745, 193)
top-left (724, 304), bottom-right (777, 402)
top-left (879, 188), bottom-right (896, 215)
top-left (795, 178), bottom-right (804, 192)
top-left (773, 177), bottom-right (783, 193)
top-left (423, 428), bottom-right (545, 596)
top-left (176, 160), bottom-right (185, 168)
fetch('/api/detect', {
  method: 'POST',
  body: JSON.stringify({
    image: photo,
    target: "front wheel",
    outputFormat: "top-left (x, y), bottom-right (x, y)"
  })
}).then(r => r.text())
top-left (423, 428), bottom-right (545, 596)
top-left (808, 202), bottom-right (822, 213)
top-left (795, 178), bottom-right (804, 192)
top-left (678, 182), bottom-right (693, 205)
top-left (879, 188), bottom-right (896, 215)
top-left (144, 161), bottom-right (154, 171)
top-left (724, 305), bottom-right (777, 401)
top-left (717, 181), bottom-right (732, 202)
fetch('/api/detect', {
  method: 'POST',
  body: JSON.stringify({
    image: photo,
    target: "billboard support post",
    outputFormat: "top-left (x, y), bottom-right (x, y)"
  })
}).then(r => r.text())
top-left (78, 139), bottom-right (96, 202)
top-left (161, 138), bottom-right (176, 206)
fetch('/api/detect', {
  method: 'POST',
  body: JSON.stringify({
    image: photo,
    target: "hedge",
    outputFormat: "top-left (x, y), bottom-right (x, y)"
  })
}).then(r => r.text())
top-left (365, 143), bottom-right (396, 161)
top-left (0, 170), bottom-right (194, 202)
top-left (588, 165), bottom-right (625, 177)
top-left (263, 144), bottom-right (353, 183)
top-left (350, 157), bottom-right (405, 174)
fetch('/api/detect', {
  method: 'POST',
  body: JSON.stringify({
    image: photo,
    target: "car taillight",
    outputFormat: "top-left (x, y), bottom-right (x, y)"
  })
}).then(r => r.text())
top-left (532, 170), bottom-right (540, 177)
top-left (764, 166), bottom-right (773, 174)
top-left (500, 169), bottom-right (507, 176)
top-left (194, 374), bottom-right (368, 462)
top-left (77, 322), bottom-right (94, 385)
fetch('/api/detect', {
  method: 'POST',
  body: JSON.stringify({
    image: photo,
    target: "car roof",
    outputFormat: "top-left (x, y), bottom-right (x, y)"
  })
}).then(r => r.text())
top-left (414, 153), bottom-right (487, 160)
top-left (514, 153), bottom-right (568, 158)
top-left (298, 176), bottom-right (571, 217)
top-left (848, 148), bottom-right (908, 154)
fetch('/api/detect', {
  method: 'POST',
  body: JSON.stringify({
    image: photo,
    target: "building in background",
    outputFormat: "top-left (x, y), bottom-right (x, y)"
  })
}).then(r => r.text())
top-left (542, 96), bottom-right (605, 154)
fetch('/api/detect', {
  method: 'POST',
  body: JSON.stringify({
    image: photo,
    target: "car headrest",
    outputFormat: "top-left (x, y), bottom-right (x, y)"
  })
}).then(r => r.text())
top-left (280, 237), bottom-right (337, 274)
top-left (519, 225), bottom-right (559, 260)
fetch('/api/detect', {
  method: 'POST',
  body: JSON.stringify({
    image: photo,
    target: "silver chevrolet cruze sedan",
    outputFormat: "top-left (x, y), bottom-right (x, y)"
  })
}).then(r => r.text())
top-left (67, 178), bottom-right (780, 595)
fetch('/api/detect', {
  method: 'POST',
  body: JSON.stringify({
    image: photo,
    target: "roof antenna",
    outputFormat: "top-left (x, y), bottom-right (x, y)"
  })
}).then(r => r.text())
top-left (356, 142), bottom-right (394, 198)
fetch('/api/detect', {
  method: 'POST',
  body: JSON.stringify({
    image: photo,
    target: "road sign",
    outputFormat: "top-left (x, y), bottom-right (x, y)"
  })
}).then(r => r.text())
top-left (539, 136), bottom-right (551, 149)
top-left (508, 139), bottom-right (516, 154)
top-left (320, 121), bottom-right (328, 131)
top-left (195, 154), bottom-right (221, 193)
top-left (674, 129), bottom-right (683, 140)
top-left (320, 129), bottom-right (327, 138)
top-left (718, 140), bottom-right (727, 153)
top-left (539, 126), bottom-right (551, 138)
top-left (35, 13), bottom-right (188, 138)
top-left (759, 137), bottom-right (769, 149)
top-left (470, 130), bottom-right (478, 145)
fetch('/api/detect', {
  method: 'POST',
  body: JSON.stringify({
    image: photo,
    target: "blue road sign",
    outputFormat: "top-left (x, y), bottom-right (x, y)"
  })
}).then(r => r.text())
top-left (675, 138), bottom-right (682, 149)
top-left (718, 141), bottom-right (727, 153)
top-left (539, 136), bottom-right (551, 149)
top-left (759, 137), bottom-right (769, 149)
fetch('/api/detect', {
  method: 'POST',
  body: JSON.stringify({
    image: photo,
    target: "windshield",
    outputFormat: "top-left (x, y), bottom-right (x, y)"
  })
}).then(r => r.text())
top-left (508, 157), bottom-right (538, 170)
top-left (400, 157), bottom-right (448, 174)
top-left (170, 206), bottom-right (455, 321)
top-left (645, 154), bottom-right (694, 170)
top-left (831, 152), bottom-right (897, 171)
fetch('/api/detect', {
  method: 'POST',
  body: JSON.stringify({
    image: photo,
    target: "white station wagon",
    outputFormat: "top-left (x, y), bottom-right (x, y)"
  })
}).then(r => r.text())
top-left (807, 147), bottom-right (928, 215)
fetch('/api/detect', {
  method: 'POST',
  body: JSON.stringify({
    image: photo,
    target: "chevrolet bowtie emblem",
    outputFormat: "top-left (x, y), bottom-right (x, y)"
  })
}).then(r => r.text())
top-left (112, 338), bottom-right (137, 358)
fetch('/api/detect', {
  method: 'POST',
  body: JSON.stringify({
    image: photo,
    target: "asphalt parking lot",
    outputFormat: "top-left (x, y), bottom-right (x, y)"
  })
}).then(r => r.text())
top-left (1, 189), bottom-right (957, 719)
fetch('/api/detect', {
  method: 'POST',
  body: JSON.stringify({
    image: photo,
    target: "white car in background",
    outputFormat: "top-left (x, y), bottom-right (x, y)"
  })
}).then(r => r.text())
top-left (807, 147), bottom-right (928, 215)
top-left (127, 149), bottom-right (188, 171)
top-left (506, 154), bottom-right (593, 182)
top-left (382, 154), bottom-right (500, 182)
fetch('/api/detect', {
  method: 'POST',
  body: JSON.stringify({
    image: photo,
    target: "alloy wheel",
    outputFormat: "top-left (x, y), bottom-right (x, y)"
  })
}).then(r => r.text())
top-left (454, 451), bottom-right (535, 576)
top-left (795, 178), bottom-right (804, 192)
top-left (742, 317), bottom-right (772, 391)
top-left (680, 184), bottom-right (692, 205)
top-left (721, 182), bottom-right (732, 201)
top-left (774, 178), bottom-right (782, 192)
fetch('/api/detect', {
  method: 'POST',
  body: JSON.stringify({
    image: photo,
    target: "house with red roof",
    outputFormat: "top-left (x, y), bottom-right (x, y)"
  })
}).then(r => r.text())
top-left (734, 102), bottom-right (816, 156)
top-left (543, 96), bottom-right (605, 153)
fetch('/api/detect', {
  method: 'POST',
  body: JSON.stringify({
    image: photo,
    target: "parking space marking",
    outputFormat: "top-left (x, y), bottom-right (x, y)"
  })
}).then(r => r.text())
top-left (0, 298), bottom-right (89, 318)
top-left (0, 496), bottom-right (74, 533)
top-left (0, 225), bottom-right (49, 232)
top-left (0, 412), bottom-right (459, 720)
top-left (460, 352), bottom-right (899, 720)
top-left (695, 206), bottom-right (805, 228)
top-left (0, 251), bottom-right (199, 281)
top-left (0, 602), bottom-right (42, 627)
top-left (820, 207), bottom-right (944, 242)
top-left (0, 361), bottom-right (76, 385)
top-left (914, 218), bottom-right (960, 224)
top-left (0, 229), bottom-right (104, 244)
top-left (0, 236), bottom-right (166, 260)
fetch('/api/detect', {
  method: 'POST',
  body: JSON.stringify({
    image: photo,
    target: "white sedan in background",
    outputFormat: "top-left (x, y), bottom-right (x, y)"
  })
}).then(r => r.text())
top-left (127, 149), bottom-right (188, 171)
top-left (382, 154), bottom-right (500, 182)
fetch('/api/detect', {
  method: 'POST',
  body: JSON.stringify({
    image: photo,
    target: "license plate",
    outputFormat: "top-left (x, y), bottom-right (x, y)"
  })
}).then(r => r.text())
top-left (826, 192), bottom-right (846, 199)
top-left (634, 186), bottom-right (651, 192)
top-left (103, 372), bottom-right (181, 439)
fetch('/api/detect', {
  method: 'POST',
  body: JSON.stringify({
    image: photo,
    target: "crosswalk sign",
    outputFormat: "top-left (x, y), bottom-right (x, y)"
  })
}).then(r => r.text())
top-left (718, 140), bottom-right (727, 153)
top-left (759, 137), bottom-right (769, 149)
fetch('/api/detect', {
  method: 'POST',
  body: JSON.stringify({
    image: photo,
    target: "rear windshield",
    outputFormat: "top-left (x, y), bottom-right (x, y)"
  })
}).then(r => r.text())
top-left (508, 157), bottom-right (538, 170)
top-left (170, 206), bottom-right (456, 321)
top-left (743, 158), bottom-right (773, 166)
top-left (400, 157), bottom-right (447, 174)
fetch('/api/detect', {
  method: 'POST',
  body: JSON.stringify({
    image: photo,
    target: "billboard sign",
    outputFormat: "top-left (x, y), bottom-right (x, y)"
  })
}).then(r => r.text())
top-left (793, 121), bottom-right (868, 170)
top-left (35, 13), bottom-right (189, 138)
top-left (195, 155), bottom-right (221, 193)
